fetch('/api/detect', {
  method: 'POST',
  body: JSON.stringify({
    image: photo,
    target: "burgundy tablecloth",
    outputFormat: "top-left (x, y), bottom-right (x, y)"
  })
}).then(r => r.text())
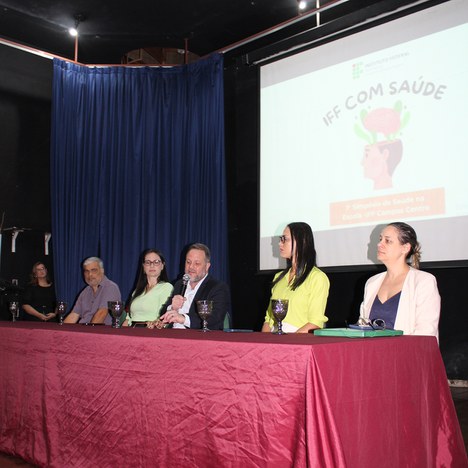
top-left (0, 323), bottom-right (466, 467)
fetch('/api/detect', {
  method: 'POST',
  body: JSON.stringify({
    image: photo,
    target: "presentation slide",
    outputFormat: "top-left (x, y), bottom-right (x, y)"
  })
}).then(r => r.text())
top-left (260, 0), bottom-right (468, 270)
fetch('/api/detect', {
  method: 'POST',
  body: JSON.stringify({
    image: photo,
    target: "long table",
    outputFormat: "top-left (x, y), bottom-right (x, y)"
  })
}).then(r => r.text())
top-left (0, 322), bottom-right (466, 467)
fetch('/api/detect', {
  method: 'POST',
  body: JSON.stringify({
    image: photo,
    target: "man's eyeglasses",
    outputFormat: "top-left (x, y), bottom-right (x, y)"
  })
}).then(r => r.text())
top-left (143, 260), bottom-right (162, 266)
top-left (357, 317), bottom-right (386, 330)
top-left (279, 235), bottom-right (290, 243)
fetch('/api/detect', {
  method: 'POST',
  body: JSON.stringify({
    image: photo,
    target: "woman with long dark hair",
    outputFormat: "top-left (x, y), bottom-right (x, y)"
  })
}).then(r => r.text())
top-left (22, 262), bottom-right (57, 321)
top-left (123, 249), bottom-right (173, 327)
top-left (262, 222), bottom-right (329, 333)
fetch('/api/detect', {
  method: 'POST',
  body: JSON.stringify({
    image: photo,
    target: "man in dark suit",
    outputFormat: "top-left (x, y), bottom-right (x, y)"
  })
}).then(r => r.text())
top-left (159, 243), bottom-right (230, 329)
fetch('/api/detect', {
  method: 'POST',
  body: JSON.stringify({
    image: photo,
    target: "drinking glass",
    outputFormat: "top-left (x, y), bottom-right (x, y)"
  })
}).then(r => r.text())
top-left (196, 300), bottom-right (213, 332)
top-left (9, 301), bottom-right (19, 322)
top-left (271, 299), bottom-right (289, 335)
top-left (108, 301), bottom-right (124, 328)
top-left (57, 301), bottom-right (67, 325)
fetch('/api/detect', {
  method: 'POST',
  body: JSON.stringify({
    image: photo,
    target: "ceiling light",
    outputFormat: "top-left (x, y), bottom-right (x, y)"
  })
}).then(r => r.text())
top-left (298, 0), bottom-right (307, 10)
top-left (69, 14), bottom-right (84, 37)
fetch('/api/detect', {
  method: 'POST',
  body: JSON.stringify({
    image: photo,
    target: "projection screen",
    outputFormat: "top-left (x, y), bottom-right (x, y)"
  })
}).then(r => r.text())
top-left (259, 0), bottom-right (468, 270)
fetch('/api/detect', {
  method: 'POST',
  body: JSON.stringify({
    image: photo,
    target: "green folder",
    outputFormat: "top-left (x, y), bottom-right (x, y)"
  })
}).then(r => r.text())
top-left (314, 328), bottom-right (403, 338)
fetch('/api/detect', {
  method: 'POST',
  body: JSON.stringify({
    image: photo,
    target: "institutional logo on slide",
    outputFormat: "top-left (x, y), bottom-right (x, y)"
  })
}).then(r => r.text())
top-left (354, 101), bottom-right (410, 190)
top-left (352, 62), bottom-right (364, 79)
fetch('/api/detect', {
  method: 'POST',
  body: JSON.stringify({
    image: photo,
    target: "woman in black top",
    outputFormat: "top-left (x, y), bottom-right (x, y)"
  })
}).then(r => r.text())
top-left (22, 262), bottom-right (56, 322)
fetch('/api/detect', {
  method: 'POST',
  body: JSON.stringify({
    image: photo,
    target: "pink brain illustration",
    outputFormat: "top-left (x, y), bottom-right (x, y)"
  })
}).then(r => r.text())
top-left (363, 108), bottom-right (401, 137)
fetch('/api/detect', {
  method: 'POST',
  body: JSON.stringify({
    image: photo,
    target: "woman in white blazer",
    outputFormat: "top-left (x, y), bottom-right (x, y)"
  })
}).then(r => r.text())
top-left (360, 222), bottom-right (440, 338)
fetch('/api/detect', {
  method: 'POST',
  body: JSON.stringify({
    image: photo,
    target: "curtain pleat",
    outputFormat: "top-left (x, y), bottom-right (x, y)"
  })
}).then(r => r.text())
top-left (51, 54), bottom-right (228, 307)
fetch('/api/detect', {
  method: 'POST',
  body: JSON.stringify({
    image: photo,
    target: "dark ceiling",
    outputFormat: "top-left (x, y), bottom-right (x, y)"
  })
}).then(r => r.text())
top-left (0, 0), bottom-right (421, 64)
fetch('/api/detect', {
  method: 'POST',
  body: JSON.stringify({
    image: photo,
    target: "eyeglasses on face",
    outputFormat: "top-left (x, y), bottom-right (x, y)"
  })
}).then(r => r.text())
top-left (143, 259), bottom-right (162, 266)
top-left (279, 235), bottom-right (291, 243)
top-left (357, 317), bottom-right (386, 330)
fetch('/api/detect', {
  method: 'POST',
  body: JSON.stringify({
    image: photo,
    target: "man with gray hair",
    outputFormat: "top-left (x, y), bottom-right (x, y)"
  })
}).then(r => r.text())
top-left (64, 257), bottom-right (121, 325)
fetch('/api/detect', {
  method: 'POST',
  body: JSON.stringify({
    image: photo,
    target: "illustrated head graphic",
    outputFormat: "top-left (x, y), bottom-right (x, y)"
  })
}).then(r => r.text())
top-left (355, 101), bottom-right (410, 190)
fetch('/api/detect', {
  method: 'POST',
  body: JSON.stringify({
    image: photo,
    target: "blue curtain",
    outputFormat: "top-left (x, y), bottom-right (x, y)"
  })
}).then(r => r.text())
top-left (50, 54), bottom-right (228, 306)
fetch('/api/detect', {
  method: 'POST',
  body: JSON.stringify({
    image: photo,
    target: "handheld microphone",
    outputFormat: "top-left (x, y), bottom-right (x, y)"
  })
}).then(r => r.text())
top-left (180, 273), bottom-right (190, 297)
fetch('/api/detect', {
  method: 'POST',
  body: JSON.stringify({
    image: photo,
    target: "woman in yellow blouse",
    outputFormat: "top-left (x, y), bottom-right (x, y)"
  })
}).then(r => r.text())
top-left (262, 222), bottom-right (329, 333)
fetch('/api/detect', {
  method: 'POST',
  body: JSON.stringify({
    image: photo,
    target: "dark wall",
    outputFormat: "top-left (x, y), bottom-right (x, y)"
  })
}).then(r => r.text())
top-left (0, 44), bottom-right (52, 234)
top-left (0, 44), bottom-right (52, 228)
top-left (0, 91), bottom-right (52, 228)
